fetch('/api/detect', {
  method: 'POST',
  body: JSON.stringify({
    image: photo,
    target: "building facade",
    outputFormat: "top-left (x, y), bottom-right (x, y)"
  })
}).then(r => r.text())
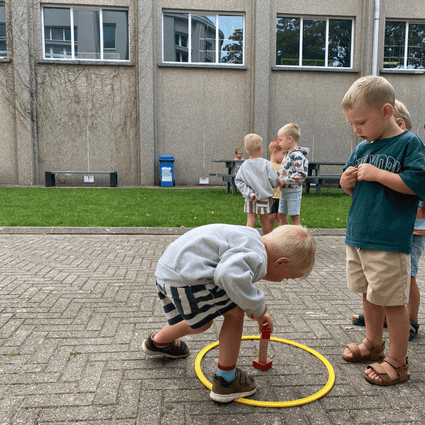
top-left (1, 0), bottom-right (424, 186)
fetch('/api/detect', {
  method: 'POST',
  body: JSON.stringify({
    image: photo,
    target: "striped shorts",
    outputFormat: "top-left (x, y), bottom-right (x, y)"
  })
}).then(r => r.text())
top-left (156, 279), bottom-right (237, 330)
top-left (244, 198), bottom-right (273, 215)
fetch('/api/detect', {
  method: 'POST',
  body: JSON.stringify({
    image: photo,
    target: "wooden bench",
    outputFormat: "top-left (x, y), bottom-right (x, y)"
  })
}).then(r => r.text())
top-left (210, 173), bottom-right (237, 194)
top-left (45, 171), bottom-right (118, 187)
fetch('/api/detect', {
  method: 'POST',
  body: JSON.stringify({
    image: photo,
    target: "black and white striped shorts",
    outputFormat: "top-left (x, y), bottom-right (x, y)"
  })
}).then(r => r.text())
top-left (156, 279), bottom-right (237, 330)
top-left (244, 198), bottom-right (273, 215)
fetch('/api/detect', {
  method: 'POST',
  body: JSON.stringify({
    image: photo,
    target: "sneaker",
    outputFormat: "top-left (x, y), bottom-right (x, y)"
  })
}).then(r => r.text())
top-left (210, 368), bottom-right (257, 403)
top-left (142, 334), bottom-right (190, 359)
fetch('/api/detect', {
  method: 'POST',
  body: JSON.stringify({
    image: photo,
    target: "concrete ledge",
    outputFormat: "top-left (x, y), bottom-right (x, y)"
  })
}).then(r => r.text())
top-left (0, 226), bottom-right (346, 236)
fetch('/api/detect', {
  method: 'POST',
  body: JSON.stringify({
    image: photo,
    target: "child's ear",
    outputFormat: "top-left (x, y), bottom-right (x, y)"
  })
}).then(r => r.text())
top-left (395, 117), bottom-right (407, 130)
top-left (275, 257), bottom-right (290, 266)
top-left (382, 103), bottom-right (394, 120)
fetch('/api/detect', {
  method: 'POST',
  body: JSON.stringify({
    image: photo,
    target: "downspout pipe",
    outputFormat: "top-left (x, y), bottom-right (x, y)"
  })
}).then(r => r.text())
top-left (372, 0), bottom-right (381, 76)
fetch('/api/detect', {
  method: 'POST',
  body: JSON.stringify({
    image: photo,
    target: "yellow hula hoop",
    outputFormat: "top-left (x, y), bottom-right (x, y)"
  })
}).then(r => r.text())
top-left (194, 335), bottom-right (335, 408)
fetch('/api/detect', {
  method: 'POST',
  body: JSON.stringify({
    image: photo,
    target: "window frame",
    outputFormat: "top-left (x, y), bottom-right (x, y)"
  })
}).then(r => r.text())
top-left (275, 15), bottom-right (355, 70)
top-left (0, 3), bottom-right (7, 59)
top-left (383, 19), bottom-right (425, 71)
top-left (41, 5), bottom-right (130, 62)
top-left (162, 11), bottom-right (245, 67)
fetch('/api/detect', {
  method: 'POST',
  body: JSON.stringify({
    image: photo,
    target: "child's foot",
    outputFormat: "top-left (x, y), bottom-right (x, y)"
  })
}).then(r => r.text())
top-left (210, 368), bottom-right (257, 403)
top-left (341, 337), bottom-right (385, 362)
top-left (363, 357), bottom-right (409, 386)
top-left (142, 334), bottom-right (190, 358)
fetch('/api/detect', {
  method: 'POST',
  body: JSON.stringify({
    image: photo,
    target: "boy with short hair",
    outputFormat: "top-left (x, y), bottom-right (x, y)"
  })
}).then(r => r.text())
top-left (277, 123), bottom-right (309, 226)
top-left (235, 133), bottom-right (280, 235)
top-left (234, 148), bottom-right (244, 172)
top-left (351, 100), bottom-right (424, 341)
top-left (268, 139), bottom-right (285, 228)
top-left (340, 76), bottom-right (425, 386)
top-left (142, 224), bottom-right (316, 403)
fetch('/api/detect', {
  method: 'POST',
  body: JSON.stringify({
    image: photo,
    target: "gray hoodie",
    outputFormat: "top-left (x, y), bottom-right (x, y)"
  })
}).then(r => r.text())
top-left (155, 224), bottom-right (267, 317)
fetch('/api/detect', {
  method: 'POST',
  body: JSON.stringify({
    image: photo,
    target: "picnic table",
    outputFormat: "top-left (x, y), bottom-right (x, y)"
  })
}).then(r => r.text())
top-left (305, 161), bottom-right (345, 195)
top-left (210, 159), bottom-right (242, 194)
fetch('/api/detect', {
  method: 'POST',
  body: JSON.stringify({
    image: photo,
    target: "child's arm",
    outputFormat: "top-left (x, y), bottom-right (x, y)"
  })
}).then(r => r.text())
top-left (279, 153), bottom-right (308, 187)
top-left (235, 169), bottom-right (257, 200)
top-left (357, 163), bottom-right (416, 195)
top-left (340, 166), bottom-right (358, 196)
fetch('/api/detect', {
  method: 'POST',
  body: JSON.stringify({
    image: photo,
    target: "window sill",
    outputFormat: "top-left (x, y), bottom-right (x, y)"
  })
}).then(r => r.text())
top-left (272, 66), bottom-right (359, 73)
top-left (159, 63), bottom-right (247, 70)
top-left (0, 58), bottom-right (11, 63)
top-left (381, 69), bottom-right (425, 75)
top-left (37, 60), bottom-right (134, 66)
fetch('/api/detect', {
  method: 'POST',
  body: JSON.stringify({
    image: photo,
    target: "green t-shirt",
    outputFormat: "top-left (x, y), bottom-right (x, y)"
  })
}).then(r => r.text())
top-left (344, 131), bottom-right (425, 253)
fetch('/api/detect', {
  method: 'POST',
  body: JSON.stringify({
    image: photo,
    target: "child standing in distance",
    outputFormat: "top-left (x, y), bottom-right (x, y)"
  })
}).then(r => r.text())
top-left (234, 148), bottom-right (244, 173)
top-left (235, 133), bottom-right (280, 235)
top-left (351, 100), bottom-right (424, 341)
top-left (142, 224), bottom-right (316, 403)
top-left (268, 139), bottom-right (285, 228)
top-left (340, 76), bottom-right (425, 386)
top-left (277, 123), bottom-right (309, 226)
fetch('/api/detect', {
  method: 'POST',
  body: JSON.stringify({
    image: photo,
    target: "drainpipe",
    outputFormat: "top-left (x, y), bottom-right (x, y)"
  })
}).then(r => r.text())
top-left (371, 0), bottom-right (381, 75)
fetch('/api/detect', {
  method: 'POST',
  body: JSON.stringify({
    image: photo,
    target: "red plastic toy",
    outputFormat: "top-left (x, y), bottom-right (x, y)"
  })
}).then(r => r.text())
top-left (252, 322), bottom-right (273, 370)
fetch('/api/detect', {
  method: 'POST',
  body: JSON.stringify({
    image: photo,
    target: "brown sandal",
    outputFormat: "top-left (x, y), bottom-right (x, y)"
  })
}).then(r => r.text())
top-left (341, 337), bottom-right (385, 362)
top-left (363, 356), bottom-right (409, 386)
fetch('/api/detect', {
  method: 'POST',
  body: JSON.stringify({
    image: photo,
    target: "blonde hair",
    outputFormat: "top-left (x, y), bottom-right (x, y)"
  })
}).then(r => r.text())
top-left (268, 139), bottom-right (283, 154)
top-left (277, 123), bottom-right (300, 143)
top-left (244, 133), bottom-right (262, 155)
top-left (393, 100), bottom-right (412, 131)
top-left (341, 75), bottom-right (395, 111)
top-left (263, 225), bottom-right (316, 279)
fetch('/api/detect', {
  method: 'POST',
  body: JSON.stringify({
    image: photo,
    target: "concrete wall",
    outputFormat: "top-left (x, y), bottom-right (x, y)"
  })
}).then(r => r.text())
top-left (0, 0), bottom-right (424, 186)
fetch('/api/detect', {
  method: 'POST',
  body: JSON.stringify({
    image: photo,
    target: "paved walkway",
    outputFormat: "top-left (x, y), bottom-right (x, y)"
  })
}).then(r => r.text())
top-left (0, 227), bottom-right (424, 425)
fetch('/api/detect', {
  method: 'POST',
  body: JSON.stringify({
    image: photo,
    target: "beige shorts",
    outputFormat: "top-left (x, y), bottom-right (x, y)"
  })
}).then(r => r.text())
top-left (346, 245), bottom-right (410, 306)
top-left (244, 198), bottom-right (273, 215)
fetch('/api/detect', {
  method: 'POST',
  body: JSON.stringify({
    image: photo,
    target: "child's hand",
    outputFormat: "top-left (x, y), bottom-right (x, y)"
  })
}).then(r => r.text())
top-left (252, 194), bottom-right (258, 202)
top-left (357, 163), bottom-right (381, 182)
top-left (252, 309), bottom-right (273, 333)
top-left (279, 178), bottom-right (285, 188)
top-left (340, 166), bottom-right (358, 194)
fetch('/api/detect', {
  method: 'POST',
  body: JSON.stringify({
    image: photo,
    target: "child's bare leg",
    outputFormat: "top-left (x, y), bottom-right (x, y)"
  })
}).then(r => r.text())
top-left (268, 213), bottom-right (277, 229)
top-left (246, 213), bottom-right (257, 228)
top-left (276, 213), bottom-right (286, 226)
top-left (290, 215), bottom-right (300, 225)
top-left (364, 305), bottom-right (409, 381)
top-left (278, 214), bottom-right (289, 225)
top-left (218, 306), bottom-right (244, 368)
top-left (343, 294), bottom-right (384, 359)
top-left (154, 320), bottom-right (213, 344)
top-left (259, 214), bottom-right (273, 235)
top-left (407, 276), bottom-right (420, 323)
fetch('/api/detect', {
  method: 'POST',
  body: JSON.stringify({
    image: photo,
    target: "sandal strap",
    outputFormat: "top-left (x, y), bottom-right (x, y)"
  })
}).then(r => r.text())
top-left (362, 337), bottom-right (384, 351)
top-left (383, 356), bottom-right (408, 370)
top-left (345, 342), bottom-right (360, 358)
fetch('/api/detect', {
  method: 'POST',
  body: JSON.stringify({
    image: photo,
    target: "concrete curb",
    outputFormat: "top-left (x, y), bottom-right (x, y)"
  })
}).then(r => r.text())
top-left (0, 226), bottom-right (346, 236)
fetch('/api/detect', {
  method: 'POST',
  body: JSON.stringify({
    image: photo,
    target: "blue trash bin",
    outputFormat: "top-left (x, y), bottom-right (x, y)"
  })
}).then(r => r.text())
top-left (158, 155), bottom-right (175, 187)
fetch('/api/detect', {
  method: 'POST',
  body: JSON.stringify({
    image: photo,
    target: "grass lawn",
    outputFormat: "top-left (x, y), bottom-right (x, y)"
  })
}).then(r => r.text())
top-left (0, 187), bottom-right (351, 228)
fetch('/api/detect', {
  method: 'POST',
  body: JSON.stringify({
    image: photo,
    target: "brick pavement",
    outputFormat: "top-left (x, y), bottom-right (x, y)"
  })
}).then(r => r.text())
top-left (0, 228), bottom-right (424, 424)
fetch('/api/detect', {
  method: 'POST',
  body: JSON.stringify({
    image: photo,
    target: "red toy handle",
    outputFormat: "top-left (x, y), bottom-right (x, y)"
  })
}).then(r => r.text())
top-left (261, 322), bottom-right (271, 340)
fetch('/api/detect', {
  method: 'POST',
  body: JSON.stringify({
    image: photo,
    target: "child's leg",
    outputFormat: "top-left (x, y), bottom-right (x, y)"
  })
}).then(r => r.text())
top-left (407, 276), bottom-right (420, 323)
top-left (290, 215), bottom-right (300, 225)
top-left (278, 213), bottom-right (289, 225)
top-left (153, 320), bottom-right (213, 344)
top-left (246, 213), bottom-right (257, 228)
top-left (217, 306), bottom-right (245, 368)
top-left (364, 305), bottom-right (409, 382)
top-left (259, 214), bottom-right (273, 235)
top-left (343, 294), bottom-right (385, 359)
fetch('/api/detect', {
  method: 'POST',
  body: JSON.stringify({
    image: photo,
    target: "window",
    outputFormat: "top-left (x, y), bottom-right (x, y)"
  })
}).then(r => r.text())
top-left (276, 16), bottom-right (353, 68)
top-left (42, 6), bottom-right (129, 61)
top-left (0, 4), bottom-right (6, 57)
top-left (384, 20), bottom-right (425, 70)
top-left (163, 12), bottom-right (244, 65)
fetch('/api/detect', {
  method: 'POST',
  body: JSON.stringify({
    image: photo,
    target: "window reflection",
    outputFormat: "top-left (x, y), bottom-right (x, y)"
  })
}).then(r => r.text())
top-left (408, 23), bottom-right (425, 69)
top-left (0, 5), bottom-right (7, 57)
top-left (384, 21), bottom-right (406, 68)
top-left (163, 12), bottom-right (243, 65)
top-left (302, 19), bottom-right (326, 66)
top-left (43, 7), bottom-right (72, 59)
top-left (328, 19), bottom-right (352, 67)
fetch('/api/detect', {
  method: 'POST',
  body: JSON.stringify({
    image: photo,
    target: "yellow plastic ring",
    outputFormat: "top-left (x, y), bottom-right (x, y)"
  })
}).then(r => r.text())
top-left (195, 335), bottom-right (335, 408)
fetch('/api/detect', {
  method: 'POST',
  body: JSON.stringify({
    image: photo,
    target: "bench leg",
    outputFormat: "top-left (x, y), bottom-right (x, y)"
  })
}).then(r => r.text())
top-left (316, 180), bottom-right (323, 195)
top-left (110, 172), bottom-right (117, 187)
top-left (305, 182), bottom-right (311, 195)
top-left (45, 172), bottom-right (55, 187)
